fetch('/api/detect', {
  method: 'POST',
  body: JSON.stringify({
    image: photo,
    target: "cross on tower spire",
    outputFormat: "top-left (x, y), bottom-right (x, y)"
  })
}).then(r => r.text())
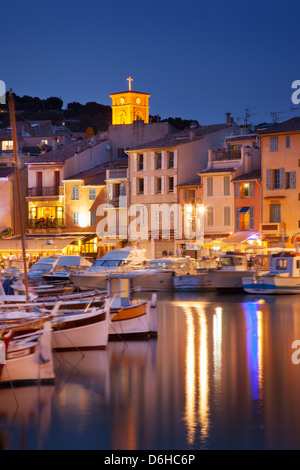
top-left (127, 76), bottom-right (133, 91)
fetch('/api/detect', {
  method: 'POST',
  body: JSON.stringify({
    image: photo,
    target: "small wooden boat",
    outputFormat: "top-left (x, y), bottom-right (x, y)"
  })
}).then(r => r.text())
top-left (107, 275), bottom-right (157, 340)
top-left (0, 320), bottom-right (55, 387)
top-left (52, 299), bottom-right (110, 351)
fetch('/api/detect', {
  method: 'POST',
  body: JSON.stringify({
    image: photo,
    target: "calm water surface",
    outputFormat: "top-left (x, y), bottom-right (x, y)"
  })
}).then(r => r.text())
top-left (2, 291), bottom-right (300, 450)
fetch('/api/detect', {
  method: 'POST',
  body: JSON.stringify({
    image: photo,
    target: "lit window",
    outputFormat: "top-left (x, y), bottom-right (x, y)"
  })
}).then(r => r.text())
top-left (1, 140), bottom-right (13, 151)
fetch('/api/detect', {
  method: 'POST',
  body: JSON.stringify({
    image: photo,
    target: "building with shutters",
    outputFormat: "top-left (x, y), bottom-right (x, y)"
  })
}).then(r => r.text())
top-left (199, 131), bottom-right (261, 244)
top-left (259, 117), bottom-right (300, 248)
top-left (127, 122), bottom-right (236, 258)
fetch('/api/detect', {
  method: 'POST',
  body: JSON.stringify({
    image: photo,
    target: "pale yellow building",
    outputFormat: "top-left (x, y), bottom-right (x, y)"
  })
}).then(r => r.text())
top-left (259, 117), bottom-right (300, 247)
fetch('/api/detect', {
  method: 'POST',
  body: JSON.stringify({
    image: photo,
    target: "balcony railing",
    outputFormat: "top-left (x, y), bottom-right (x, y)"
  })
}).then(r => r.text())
top-left (27, 186), bottom-right (63, 197)
top-left (212, 149), bottom-right (241, 161)
top-left (106, 168), bottom-right (128, 180)
top-left (27, 218), bottom-right (65, 229)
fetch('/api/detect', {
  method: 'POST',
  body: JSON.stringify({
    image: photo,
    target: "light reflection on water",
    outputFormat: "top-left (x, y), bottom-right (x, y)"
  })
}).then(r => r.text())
top-left (2, 292), bottom-right (300, 449)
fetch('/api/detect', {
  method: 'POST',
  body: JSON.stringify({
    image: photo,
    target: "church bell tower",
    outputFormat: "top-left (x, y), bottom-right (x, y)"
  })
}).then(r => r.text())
top-left (109, 77), bottom-right (151, 125)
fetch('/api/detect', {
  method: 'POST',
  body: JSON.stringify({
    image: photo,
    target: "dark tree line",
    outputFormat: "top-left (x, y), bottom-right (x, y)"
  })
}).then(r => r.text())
top-left (0, 93), bottom-right (198, 134)
top-left (0, 93), bottom-right (112, 133)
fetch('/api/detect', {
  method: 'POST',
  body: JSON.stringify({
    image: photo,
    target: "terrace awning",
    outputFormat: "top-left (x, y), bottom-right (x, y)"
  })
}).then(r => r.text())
top-left (0, 237), bottom-right (78, 253)
top-left (222, 231), bottom-right (259, 245)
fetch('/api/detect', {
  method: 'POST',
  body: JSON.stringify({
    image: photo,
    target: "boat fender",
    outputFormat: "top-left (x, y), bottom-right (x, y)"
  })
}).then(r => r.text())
top-left (150, 293), bottom-right (157, 307)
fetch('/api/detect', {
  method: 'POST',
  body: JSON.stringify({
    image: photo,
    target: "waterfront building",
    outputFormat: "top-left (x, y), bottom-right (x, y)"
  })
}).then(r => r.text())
top-left (258, 117), bottom-right (300, 248)
top-left (199, 130), bottom-right (261, 247)
top-left (127, 122), bottom-right (236, 258)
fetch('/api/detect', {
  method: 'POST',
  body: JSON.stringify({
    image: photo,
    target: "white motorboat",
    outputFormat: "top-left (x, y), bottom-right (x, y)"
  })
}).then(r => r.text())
top-left (242, 252), bottom-right (300, 294)
top-left (128, 257), bottom-right (193, 291)
top-left (203, 253), bottom-right (256, 291)
top-left (28, 256), bottom-right (59, 280)
top-left (43, 255), bottom-right (92, 281)
top-left (173, 272), bottom-right (213, 291)
top-left (69, 247), bottom-right (147, 291)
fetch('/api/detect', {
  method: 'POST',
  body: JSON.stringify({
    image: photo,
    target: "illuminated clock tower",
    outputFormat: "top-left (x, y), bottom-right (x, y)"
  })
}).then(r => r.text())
top-left (109, 77), bottom-right (151, 125)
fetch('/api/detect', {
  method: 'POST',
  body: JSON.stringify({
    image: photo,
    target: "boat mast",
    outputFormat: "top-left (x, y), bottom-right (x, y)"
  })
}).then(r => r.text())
top-left (8, 89), bottom-right (29, 302)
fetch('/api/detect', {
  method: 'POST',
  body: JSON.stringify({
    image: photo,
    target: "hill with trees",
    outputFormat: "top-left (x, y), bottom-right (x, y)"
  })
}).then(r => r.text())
top-left (0, 92), bottom-right (199, 133)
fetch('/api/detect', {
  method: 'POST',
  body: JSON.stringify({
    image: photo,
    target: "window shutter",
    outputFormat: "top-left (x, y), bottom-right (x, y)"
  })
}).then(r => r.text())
top-left (279, 168), bottom-right (285, 189)
top-left (151, 176), bottom-right (155, 194)
top-left (151, 152), bottom-right (155, 170)
top-left (249, 182), bottom-right (254, 198)
top-left (144, 154), bottom-right (147, 171)
top-left (235, 183), bottom-right (240, 199)
top-left (133, 154), bottom-right (137, 172)
top-left (207, 177), bottom-right (213, 196)
top-left (174, 151), bottom-right (178, 169)
top-left (132, 177), bottom-right (136, 196)
top-left (162, 175), bottom-right (166, 194)
top-left (266, 169), bottom-right (271, 190)
top-left (249, 206), bottom-right (254, 230)
top-left (162, 152), bottom-right (166, 169)
top-left (174, 174), bottom-right (177, 193)
top-left (144, 176), bottom-right (148, 195)
top-left (291, 171), bottom-right (296, 189)
top-left (235, 207), bottom-right (240, 231)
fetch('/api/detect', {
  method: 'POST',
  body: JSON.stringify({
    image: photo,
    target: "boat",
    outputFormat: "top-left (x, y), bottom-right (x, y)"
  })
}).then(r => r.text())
top-left (242, 251), bottom-right (300, 294)
top-left (43, 255), bottom-right (92, 281)
top-left (107, 274), bottom-right (157, 339)
top-left (52, 298), bottom-right (111, 351)
top-left (128, 257), bottom-right (194, 291)
top-left (69, 247), bottom-right (147, 291)
top-left (202, 252), bottom-right (258, 291)
top-left (28, 256), bottom-right (59, 280)
top-left (173, 272), bottom-right (213, 291)
top-left (0, 319), bottom-right (55, 387)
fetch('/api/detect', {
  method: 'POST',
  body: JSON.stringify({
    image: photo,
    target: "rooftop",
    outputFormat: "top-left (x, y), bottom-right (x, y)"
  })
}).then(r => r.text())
top-left (258, 117), bottom-right (300, 135)
top-left (0, 167), bottom-right (15, 178)
top-left (26, 138), bottom-right (107, 164)
top-left (231, 168), bottom-right (261, 182)
top-left (127, 123), bottom-right (233, 151)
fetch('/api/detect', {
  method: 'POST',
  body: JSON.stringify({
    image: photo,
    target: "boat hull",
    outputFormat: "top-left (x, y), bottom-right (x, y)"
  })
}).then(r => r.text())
top-left (52, 309), bottom-right (109, 351)
top-left (109, 301), bottom-right (156, 340)
top-left (0, 322), bottom-right (55, 387)
top-left (173, 273), bottom-right (213, 291)
top-left (130, 271), bottom-right (174, 291)
top-left (242, 275), bottom-right (300, 294)
top-left (70, 273), bottom-right (107, 291)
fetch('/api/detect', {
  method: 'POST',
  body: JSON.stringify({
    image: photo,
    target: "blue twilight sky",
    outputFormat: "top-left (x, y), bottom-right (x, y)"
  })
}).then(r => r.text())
top-left (2, 0), bottom-right (300, 126)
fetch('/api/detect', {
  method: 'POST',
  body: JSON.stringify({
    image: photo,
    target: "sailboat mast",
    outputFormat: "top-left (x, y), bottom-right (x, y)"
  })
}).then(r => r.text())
top-left (8, 89), bottom-right (29, 302)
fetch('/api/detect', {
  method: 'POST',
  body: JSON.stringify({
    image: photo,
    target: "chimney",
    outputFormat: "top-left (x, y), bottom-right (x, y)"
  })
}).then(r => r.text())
top-left (225, 113), bottom-right (233, 124)
top-left (52, 136), bottom-right (58, 151)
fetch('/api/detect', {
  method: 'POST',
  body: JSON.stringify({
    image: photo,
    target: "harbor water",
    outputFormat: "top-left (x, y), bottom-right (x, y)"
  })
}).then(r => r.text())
top-left (1, 290), bottom-right (300, 450)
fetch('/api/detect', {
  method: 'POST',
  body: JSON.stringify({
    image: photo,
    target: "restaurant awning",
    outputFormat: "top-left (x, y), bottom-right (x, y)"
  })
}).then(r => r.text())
top-left (97, 239), bottom-right (122, 247)
top-left (239, 207), bottom-right (249, 214)
top-left (222, 231), bottom-right (259, 245)
top-left (0, 237), bottom-right (78, 252)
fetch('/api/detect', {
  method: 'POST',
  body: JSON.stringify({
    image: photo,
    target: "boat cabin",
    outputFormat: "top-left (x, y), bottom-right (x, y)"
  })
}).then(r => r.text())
top-left (218, 253), bottom-right (248, 271)
top-left (269, 252), bottom-right (300, 277)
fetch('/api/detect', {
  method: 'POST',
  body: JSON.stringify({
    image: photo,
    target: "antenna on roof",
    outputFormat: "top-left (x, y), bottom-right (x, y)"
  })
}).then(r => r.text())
top-left (265, 111), bottom-right (287, 123)
top-left (244, 107), bottom-right (257, 125)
